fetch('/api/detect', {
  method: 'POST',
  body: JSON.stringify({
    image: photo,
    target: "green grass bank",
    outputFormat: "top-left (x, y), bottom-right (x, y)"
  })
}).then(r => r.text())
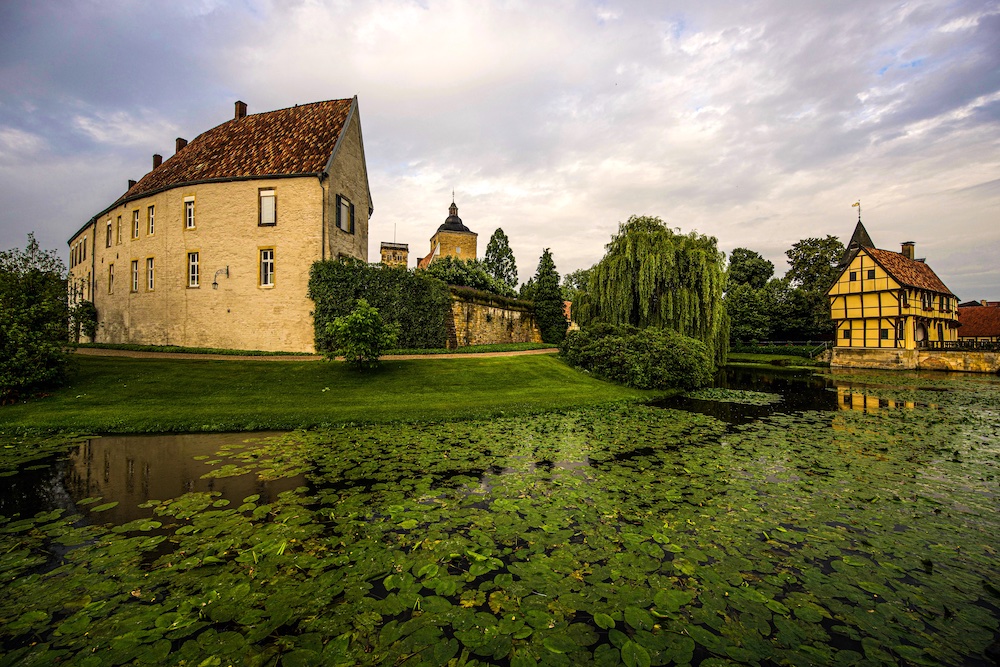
top-left (0, 354), bottom-right (661, 434)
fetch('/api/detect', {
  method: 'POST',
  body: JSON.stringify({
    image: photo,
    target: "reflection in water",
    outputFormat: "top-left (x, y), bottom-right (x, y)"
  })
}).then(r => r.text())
top-left (1, 432), bottom-right (305, 525)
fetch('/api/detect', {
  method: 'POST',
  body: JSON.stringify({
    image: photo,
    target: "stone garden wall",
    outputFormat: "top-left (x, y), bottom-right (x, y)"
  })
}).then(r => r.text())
top-left (447, 290), bottom-right (543, 349)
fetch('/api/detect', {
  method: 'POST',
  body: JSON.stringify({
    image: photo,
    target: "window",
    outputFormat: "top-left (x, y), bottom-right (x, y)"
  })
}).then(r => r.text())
top-left (133, 210), bottom-right (140, 238)
top-left (880, 328), bottom-right (889, 340)
top-left (146, 257), bottom-right (155, 290)
top-left (259, 189), bottom-right (276, 226)
top-left (184, 197), bottom-right (195, 229)
top-left (843, 329), bottom-right (851, 339)
top-left (897, 321), bottom-right (904, 340)
top-left (901, 292), bottom-right (909, 308)
top-left (106, 221), bottom-right (112, 248)
top-left (866, 269), bottom-right (875, 279)
top-left (108, 264), bottom-right (114, 293)
top-left (147, 205), bottom-right (155, 235)
top-left (117, 216), bottom-right (122, 244)
top-left (336, 194), bottom-right (354, 233)
top-left (131, 260), bottom-right (139, 292)
top-left (188, 252), bottom-right (199, 287)
top-left (849, 271), bottom-right (857, 281)
top-left (260, 249), bottom-right (274, 286)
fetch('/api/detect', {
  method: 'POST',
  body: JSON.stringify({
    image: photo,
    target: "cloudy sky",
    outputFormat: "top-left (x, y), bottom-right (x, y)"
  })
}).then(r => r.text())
top-left (1, 0), bottom-right (998, 298)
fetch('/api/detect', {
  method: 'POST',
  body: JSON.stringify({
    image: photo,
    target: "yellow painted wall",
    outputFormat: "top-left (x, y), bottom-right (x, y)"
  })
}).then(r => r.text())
top-left (429, 230), bottom-right (477, 262)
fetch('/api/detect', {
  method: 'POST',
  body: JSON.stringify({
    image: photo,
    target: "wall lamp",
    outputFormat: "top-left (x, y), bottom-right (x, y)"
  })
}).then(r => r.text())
top-left (212, 266), bottom-right (229, 290)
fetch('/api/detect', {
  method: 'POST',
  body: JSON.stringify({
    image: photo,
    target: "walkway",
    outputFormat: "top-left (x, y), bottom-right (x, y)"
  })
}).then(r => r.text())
top-left (74, 347), bottom-right (559, 362)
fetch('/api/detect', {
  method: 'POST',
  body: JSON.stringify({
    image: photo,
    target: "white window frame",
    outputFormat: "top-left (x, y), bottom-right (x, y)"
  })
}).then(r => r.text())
top-left (131, 260), bottom-right (139, 292)
top-left (146, 257), bottom-right (155, 291)
top-left (336, 194), bottom-right (354, 233)
top-left (106, 220), bottom-right (112, 248)
top-left (147, 205), bottom-right (155, 235)
top-left (259, 189), bottom-right (276, 226)
top-left (108, 263), bottom-right (114, 294)
top-left (117, 216), bottom-right (122, 244)
top-left (188, 252), bottom-right (199, 287)
top-left (260, 248), bottom-right (274, 287)
top-left (133, 210), bottom-right (140, 238)
top-left (184, 197), bottom-right (195, 229)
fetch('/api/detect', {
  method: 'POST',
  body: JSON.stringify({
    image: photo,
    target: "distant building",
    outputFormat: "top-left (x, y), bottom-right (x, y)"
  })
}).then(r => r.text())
top-left (417, 200), bottom-right (477, 269)
top-left (958, 304), bottom-right (1000, 343)
top-left (67, 98), bottom-right (373, 352)
top-left (380, 242), bottom-right (409, 268)
top-left (828, 221), bottom-right (958, 349)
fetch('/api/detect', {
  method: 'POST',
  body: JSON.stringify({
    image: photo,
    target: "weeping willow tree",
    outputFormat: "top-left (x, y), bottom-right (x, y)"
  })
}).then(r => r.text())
top-left (576, 215), bottom-right (729, 364)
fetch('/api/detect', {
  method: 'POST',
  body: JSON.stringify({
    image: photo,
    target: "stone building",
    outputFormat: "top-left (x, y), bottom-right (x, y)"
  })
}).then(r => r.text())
top-left (827, 221), bottom-right (958, 350)
top-left (380, 242), bottom-right (409, 268)
top-left (67, 98), bottom-right (372, 352)
top-left (417, 200), bottom-right (478, 269)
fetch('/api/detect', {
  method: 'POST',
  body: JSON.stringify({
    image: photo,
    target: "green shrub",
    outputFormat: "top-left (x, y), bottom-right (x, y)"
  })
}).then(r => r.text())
top-left (1, 234), bottom-right (70, 400)
top-left (423, 256), bottom-right (517, 298)
top-left (561, 323), bottom-right (714, 390)
top-left (70, 300), bottom-right (97, 342)
top-left (327, 299), bottom-right (399, 369)
top-left (309, 260), bottom-right (450, 353)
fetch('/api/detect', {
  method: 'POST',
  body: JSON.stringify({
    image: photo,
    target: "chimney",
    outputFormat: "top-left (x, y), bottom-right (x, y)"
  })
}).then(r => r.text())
top-left (153, 154), bottom-right (162, 169)
top-left (175, 137), bottom-right (187, 153)
top-left (983, 300), bottom-right (989, 306)
top-left (235, 101), bottom-right (247, 119)
top-left (901, 241), bottom-right (915, 260)
top-left (128, 179), bottom-right (137, 189)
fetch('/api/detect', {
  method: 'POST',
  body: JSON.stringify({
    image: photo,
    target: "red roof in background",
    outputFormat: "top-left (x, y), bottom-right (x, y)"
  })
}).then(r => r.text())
top-left (865, 247), bottom-right (953, 295)
top-left (122, 98), bottom-right (353, 202)
top-left (958, 306), bottom-right (1000, 338)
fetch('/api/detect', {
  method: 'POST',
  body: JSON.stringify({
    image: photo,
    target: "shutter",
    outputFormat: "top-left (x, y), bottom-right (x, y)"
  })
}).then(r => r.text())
top-left (349, 203), bottom-right (355, 234)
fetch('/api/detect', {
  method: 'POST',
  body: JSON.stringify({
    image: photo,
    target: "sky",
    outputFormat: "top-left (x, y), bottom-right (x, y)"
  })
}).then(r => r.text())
top-left (1, 0), bottom-right (998, 299)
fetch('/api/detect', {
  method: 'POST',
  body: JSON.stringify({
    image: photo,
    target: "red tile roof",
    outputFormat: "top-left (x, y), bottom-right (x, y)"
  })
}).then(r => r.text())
top-left (123, 98), bottom-right (353, 202)
top-left (865, 247), bottom-right (953, 295)
top-left (958, 306), bottom-right (1000, 338)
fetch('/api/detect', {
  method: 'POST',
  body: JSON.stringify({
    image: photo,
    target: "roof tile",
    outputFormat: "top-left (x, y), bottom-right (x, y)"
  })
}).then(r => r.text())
top-left (865, 247), bottom-right (953, 295)
top-left (121, 99), bottom-right (353, 202)
top-left (958, 306), bottom-right (1000, 338)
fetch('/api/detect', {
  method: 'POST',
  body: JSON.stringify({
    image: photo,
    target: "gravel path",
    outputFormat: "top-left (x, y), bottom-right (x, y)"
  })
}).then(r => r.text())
top-left (74, 347), bottom-right (559, 362)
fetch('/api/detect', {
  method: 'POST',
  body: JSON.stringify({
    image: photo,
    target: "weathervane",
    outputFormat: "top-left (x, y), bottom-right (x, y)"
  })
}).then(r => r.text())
top-left (852, 200), bottom-right (861, 223)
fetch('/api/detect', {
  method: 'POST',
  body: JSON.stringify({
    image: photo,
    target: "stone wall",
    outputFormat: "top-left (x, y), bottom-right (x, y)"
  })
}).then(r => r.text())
top-left (831, 348), bottom-right (1000, 373)
top-left (447, 291), bottom-right (543, 348)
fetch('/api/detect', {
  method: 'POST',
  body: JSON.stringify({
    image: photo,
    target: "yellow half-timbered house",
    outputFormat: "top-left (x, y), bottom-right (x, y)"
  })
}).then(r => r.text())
top-left (828, 222), bottom-right (958, 349)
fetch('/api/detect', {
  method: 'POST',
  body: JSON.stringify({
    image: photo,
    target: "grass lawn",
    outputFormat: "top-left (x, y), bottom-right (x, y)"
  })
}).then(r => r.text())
top-left (0, 354), bottom-right (662, 434)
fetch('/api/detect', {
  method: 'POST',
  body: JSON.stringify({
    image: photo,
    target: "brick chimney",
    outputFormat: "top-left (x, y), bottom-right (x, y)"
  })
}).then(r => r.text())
top-left (901, 241), bottom-right (915, 260)
top-left (153, 154), bottom-right (162, 169)
top-left (235, 101), bottom-right (247, 119)
top-left (128, 179), bottom-right (137, 189)
top-left (176, 137), bottom-right (187, 152)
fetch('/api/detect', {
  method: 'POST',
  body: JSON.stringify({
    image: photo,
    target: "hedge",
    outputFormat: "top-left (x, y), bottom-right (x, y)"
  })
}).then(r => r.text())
top-left (309, 260), bottom-right (451, 352)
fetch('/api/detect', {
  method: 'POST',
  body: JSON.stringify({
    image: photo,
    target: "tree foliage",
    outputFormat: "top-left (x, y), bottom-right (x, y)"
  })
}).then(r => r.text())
top-left (725, 282), bottom-right (772, 342)
top-left (576, 216), bottom-right (729, 365)
top-left (483, 228), bottom-right (518, 290)
top-left (727, 248), bottom-right (774, 290)
top-left (785, 236), bottom-right (845, 293)
top-left (326, 299), bottom-right (399, 369)
top-left (561, 323), bottom-right (713, 390)
top-left (309, 260), bottom-right (450, 352)
top-left (1, 233), bottom-right (70, 400)
top-left (532, 248), bottom-right (569, 344)
top-left (423, 256), bottom-right (516, 298)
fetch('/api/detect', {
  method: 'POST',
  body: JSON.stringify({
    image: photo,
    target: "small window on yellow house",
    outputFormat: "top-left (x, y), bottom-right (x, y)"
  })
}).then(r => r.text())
top-left (866, 269), bottom-right (875, 279)
top-left (849, 272), bottom-right (857, 281)
top-left (843, 329), bottom-right (851, 339)
top-left (880, 329), bottom-right (889, 339)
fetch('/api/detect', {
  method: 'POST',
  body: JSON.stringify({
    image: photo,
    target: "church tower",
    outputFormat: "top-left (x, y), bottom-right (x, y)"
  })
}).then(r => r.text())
top-left (418, 198), bottom-right (478, 268)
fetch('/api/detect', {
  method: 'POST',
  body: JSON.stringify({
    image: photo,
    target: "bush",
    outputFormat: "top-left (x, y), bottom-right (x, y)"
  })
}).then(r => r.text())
top-left (326, 299), bottom-right (399, 369)
top-left (561, 323), bottom-right (714, 390)
top-left (70, 300), bottom-right (98, 342)
top-left (309, 260), bottom-right (450, 353)
top-left (1, 234), bottom-right (70, 400)
top-left (423, 256), bottom-right (517, 298)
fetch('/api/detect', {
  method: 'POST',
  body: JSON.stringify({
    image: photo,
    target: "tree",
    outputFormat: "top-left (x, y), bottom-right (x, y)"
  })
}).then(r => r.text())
top-left (0, 233), bottom-right (70, 400)
top-left (785, 236), bottom-right (845, 293)
top-left (725, 282), bottom-right (772, 342)
top-left (727, 248), bottom-right (774, 290)
top-left (576, 216), bottom-right (729, 365)
top-left (483, 228), bottom-right (518, 290)
top-left (532, 248), bottom-right (569, 344)
top-left (560, 268), bottom-right (591, 303)
top-left (325, 299), bottom-right (399, 369)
